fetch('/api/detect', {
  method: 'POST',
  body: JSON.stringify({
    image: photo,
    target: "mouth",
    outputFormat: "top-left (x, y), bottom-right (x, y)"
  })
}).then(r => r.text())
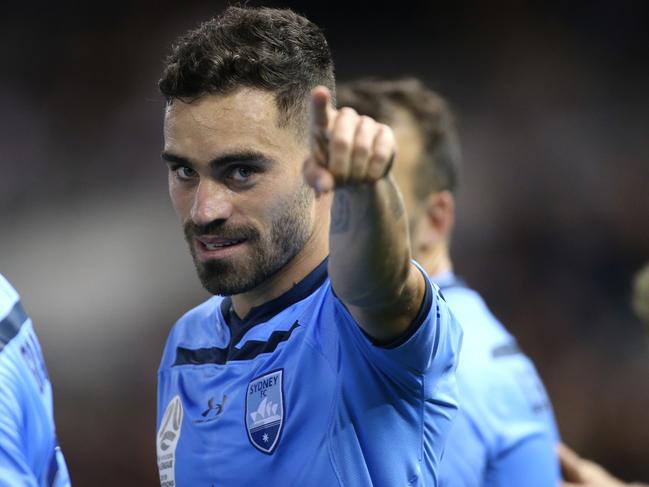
top-left (194, 236), bottom-right (247, 259)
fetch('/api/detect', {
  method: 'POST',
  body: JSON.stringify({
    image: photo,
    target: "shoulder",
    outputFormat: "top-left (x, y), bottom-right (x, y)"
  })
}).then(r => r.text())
top-left (441, 286), bottom-right (511, 340)
top-left (440, 285), bottom-right (515, 365)
top-left (159, 295), bottom-right (227, 370)
top-left (442, 287), bottom-right (558, 450)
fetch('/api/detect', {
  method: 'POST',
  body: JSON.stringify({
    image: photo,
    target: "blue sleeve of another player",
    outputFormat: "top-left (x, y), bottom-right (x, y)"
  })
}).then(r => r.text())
top-left (438, 411), bottom-right (488, 487)
top-left (485, 433), bottom-right (560, 487)
top-left (0, 372), bottom-right (40, 487)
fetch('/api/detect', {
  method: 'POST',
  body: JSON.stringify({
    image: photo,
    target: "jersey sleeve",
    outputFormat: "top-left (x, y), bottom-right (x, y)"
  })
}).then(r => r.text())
top-left (484, 357), bottom-right (561, 486)
top-left (438, 411), bottom-right (488, 487)
top-left (484, 432), bottom-right (560, 487)
top-left (332, 263), bottom-right (463, 378)
top-left (0, 274), bottom-right (71, 487)
top-left (0, 358), bottom-right (40, 487)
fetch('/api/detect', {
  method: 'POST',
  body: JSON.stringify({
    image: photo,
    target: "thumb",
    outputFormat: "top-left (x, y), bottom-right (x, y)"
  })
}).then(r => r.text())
top-left (303, 156), bottom-right (335, 194)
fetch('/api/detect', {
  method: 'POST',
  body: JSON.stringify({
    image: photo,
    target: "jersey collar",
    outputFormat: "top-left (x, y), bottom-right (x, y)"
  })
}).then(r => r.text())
top-left (220, 257), bottom-right (329, 331)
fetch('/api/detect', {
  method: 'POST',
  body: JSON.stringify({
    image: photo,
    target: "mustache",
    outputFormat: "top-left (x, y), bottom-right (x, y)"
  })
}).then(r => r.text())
top-left (183, 220), bottom-right (259, 241)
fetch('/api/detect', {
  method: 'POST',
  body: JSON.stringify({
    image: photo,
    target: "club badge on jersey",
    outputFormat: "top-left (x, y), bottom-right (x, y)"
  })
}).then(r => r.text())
top-left (245, 369), bottom-right (285, 454)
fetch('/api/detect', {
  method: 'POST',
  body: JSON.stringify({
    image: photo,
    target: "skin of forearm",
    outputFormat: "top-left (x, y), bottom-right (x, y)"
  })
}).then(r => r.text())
top-left (328, 175), bottom-right (425, 342)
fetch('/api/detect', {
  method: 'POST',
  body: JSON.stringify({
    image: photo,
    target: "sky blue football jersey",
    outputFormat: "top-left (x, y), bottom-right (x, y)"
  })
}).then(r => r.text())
top-left (434, 272), bottom-right (560, 487)
top-left (0, 274), bottom-right (70, 487)
top-left (157, 259), bottom-right (463, 486)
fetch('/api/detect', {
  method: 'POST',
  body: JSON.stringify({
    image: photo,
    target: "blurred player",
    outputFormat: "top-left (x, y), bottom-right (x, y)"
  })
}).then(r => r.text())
top-left (559, 442), bottom-right (648, 487)
top-left (155, 7), bottom-right (462, 486)
top-left (338, 78), bottom-right (561, 486)
top-left (632, 262), bottom-right (649, 330)
top-left (0, 274), bottom-right (70, 486)
top-left (558, 262), bottom-right (649, 487)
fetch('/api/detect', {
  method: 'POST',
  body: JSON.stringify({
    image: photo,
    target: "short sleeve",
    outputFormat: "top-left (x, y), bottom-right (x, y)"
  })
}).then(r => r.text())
top-left (332, 264), bottom-right (463, 378)
top-left (0, 359), bottom-right (39, 487)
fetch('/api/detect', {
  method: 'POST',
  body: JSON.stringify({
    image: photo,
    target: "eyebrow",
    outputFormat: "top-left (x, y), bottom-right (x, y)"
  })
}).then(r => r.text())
top-left (161, 150), bottom-right (276, 169)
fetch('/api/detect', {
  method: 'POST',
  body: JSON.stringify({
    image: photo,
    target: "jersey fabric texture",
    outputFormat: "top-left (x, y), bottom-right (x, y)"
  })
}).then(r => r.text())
top-left (0, 274), bottom-right (70, 487)
top-left (435, 272), bottom-right (560, 487)
top-left (157, 259), bottom-right (463, 487)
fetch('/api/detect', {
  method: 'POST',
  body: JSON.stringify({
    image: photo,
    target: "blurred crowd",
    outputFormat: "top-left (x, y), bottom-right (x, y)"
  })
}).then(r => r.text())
top-left (1, 1), bottom-right (647, 484)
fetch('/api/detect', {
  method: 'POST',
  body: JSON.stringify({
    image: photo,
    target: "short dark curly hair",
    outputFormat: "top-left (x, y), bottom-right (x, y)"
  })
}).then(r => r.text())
top-left (337, 78), bottom-right (461, 199)
top-left (159, 6), bottom-right (335, 133)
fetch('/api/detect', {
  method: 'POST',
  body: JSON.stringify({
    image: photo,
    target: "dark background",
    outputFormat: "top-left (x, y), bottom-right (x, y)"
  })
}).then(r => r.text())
top-left (1, 0), bottom-right (648, 484)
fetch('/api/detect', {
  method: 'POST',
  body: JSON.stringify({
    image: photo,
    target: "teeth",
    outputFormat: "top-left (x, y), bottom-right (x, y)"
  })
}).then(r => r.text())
top-left (204, 240), bottom-right (241, 250)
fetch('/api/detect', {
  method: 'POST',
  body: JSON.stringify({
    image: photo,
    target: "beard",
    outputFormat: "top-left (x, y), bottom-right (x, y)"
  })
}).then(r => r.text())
top-left (184, 184), bottom-right (314, 297)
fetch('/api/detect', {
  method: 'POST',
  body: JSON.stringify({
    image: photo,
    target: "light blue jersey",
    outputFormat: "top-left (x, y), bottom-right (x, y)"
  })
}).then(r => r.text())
top-left (435, 273), bottom-right (560, 487)
top-left (157, 259), bottom-right (463, 486)
top-left (0, 274), bottom-right (70, 487)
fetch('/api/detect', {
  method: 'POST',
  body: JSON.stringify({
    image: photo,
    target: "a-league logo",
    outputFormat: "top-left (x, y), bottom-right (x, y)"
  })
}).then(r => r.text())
top-left (245, 369), bottom-right (285, 454)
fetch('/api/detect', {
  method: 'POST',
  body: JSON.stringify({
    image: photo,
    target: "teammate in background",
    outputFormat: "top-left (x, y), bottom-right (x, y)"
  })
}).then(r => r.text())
top-left (632, 262), bottom-right (649, 331)
top-left (558, 263), bottom-right (649, 487)
top-left (338, 78), bottom-right (561, 486)
top-left (155, 7), bottom-right (462, 486)
top-left (0, 274), bottom-right (70, 486)
top-left (559, 442), bottom-right (648, 487)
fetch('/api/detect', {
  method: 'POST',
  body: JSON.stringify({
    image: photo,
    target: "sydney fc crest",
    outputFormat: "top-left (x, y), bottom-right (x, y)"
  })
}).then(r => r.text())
top-left (245, 369), bottom-right (285, 454)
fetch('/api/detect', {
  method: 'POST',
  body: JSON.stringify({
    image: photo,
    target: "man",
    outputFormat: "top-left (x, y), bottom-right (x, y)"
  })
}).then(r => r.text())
top-left (632, 262), bottom-right (649, 330)
top-left (156, 7), bottom-right (462, 487)
top-left (558, 262), bottom-right (649, 487)
top-left (338, 78), bottom-right (561, 486)
top-left (0, 274), bottom-right (70, 486)
top-left (559, 443), bottom-right (648, 487)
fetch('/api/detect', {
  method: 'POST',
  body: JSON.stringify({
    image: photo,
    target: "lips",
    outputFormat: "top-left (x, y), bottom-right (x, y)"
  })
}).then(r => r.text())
top-left (194, 235), bottom-right (247, 257)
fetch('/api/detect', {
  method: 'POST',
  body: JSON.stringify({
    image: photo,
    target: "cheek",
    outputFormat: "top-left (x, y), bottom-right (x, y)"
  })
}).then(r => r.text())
top-left (168, 177), bottom-right (193, 219)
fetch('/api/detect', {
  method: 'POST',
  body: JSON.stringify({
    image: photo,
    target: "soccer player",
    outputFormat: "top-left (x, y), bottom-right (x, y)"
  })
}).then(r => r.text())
top-left (632, 262), bottom-right (649, 331)
top-left (558, 263), bottom-right (649, 487)
top-left (338, 78), bottom-right (561, 486)
top-left (155, 7), bottom-right (462, 487)
top-left (0, 274), bottom-right (70, 486)
top-left (559, 442), bottom-right (648, 487)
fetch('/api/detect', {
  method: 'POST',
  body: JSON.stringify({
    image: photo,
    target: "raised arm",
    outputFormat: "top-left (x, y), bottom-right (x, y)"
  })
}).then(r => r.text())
top-left (303, 86), bottom-right (426, 344)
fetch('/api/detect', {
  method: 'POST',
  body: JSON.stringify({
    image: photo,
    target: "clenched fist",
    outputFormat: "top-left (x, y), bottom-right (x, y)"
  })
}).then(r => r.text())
top-left (303, 86), bottom-right (396, 193)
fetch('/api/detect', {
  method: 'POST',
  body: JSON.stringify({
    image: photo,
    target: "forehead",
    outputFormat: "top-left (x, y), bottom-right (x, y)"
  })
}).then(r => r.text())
top-left (163, 88), bottom-right (300, 162)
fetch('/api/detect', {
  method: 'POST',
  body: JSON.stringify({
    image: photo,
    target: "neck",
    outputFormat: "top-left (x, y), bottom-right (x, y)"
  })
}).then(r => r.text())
top-left (231, 201), bottom-right (330, 319)
top-left (414, 241), bottom-right (453, 278)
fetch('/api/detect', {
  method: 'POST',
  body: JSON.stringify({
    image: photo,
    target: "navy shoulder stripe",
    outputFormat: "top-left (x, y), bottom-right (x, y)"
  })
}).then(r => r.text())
top-left (0, 301), bottom-right (28, 352)
top-left (174, 320), bottom-right (301, 366)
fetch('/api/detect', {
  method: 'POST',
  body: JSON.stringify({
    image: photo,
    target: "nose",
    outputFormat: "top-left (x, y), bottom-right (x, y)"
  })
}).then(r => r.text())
top-left (190, 179), bottom-right (234, 226)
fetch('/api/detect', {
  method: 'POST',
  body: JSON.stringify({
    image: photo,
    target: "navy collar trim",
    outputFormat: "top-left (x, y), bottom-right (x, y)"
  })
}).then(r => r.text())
top-left (220, 257), bottom-right (329, 332)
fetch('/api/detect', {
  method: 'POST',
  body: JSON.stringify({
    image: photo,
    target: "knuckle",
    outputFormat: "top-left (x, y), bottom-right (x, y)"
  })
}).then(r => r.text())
top-left (339, 107), bottom-right (358, 117)
top-left (374, 146), bottom-right (392, 162)
top-left (353, 141), bottom-right (371, 158)
top-left (359, 116), bottom-right (376, 131)
top-left (379, 124), bottom-right (395, 141)
top-left (332, 134), bottom-right (351, 152)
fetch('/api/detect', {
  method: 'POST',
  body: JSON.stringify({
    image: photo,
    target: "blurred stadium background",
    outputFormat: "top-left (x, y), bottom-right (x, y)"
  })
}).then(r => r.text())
top-left (1, 0), bottom-right (648, 484)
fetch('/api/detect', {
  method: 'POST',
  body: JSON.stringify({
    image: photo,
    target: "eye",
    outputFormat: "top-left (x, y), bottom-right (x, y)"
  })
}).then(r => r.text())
top-left (173, 166), bottom-right (197, 181)
top-left (229, 166), bottom-right (255, 182)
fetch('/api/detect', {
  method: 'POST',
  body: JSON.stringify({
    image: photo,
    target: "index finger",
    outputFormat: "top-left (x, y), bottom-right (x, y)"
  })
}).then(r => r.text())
top-left (310, 85), bottom-right (333, 131)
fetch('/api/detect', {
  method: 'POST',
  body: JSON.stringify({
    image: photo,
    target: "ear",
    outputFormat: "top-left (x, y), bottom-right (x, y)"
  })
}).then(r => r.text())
top-left (425, 190), bottom-right (455, 239)
top-left (412, 190), bottom-right (455, 255)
